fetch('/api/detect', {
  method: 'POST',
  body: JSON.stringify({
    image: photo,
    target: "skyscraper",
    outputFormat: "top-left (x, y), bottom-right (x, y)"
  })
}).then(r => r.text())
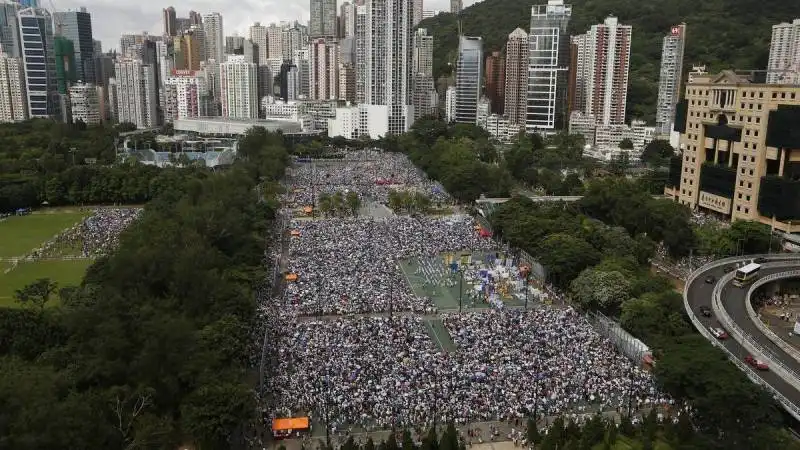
top-left (225, 35), bottom-right (244, 54)
top-left (310, 0), bottom-right (337, 38)
top-left (220, 55), bottom-right (258, 118)
top-left (54, 8), bottom-right (95, 84)
top-left (267, 23), bottom-right (283, 59)
top-left (412, 0), bottom-right (423, 26)
top-left (188, 10), bottom-right (202, 26)
top-left (68, 82), bottom-right (100, 124)
top-left (310, 38), bottom-right (339, 100)
top-left (413, 28), bottom-right (433, 77)
top-left (412, 28), bottom-right (436, 120)
top-left (163, 6), bottom-right (177, 37)
top-left (527, 0), bottom-right (571, 131)
top-left (282, 26), bottom-right (304, 60)
top-left (655, 24), bottom-right (686, 135)
top-left (18, 7), bottom-right (58, 118)
top-left (173, 29), bottom-right (204, 71)
top-left (203, 13), bottom-right (224, 64)
top-left (766, 19), bottom-right (800, 85)
top-left (485, 51), bottom-right (505, 115)
top-left (113, 59), bottom-right (158, 128)
top-left (0, 52), bottom-right (27, 122)
top-left (504, 28), bottom-right (528, 125)
top-left (164, 73), bottom-right (206, 121)
top-left (455, 36), bottom-right (482, 124)
top-left (578, 16), bottom-right (632, 125)
top-left (0, 1), bottom-right (21, 58)
top-left (354, 3), bottom-right (367, 103)
top-left (249, 22), bottom-right (268, 66)
top-left (450, 0), bottom-right (462, 15)
top-left (340, 2), bottom-right (355, 38)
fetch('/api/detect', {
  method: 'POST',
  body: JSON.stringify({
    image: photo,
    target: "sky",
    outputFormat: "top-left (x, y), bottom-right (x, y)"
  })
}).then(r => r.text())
top-left (56, 0), bottom-right (481, 52)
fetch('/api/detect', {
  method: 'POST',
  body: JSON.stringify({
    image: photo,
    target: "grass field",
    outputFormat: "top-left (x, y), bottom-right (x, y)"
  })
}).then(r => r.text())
top-left (0, 212), bottom-right (88, 257)
top-left (0, 259), bottom-right (93, 307)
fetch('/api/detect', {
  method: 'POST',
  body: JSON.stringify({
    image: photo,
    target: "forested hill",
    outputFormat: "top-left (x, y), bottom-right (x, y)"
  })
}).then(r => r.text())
top-left (420, 0), bottom-right (800, 122)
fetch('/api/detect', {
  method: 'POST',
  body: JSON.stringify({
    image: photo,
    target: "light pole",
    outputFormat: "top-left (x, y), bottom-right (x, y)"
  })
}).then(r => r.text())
top-left (524, 272), bottom-right (530, 311)
top-left (458, 266), bottom-right (465, 313)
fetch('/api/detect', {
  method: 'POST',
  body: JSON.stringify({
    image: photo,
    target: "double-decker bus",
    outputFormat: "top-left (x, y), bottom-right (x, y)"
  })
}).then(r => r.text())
top-left (733, 262), bottom-right (761, 287)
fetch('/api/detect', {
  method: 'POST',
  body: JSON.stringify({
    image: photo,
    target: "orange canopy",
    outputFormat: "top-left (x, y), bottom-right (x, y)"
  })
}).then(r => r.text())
top-left (290, 230), bottom-right (301, 237)
top-left (285, 273), bottom-right (298, 281)
top-left (272, 417), bottom-right (310, 432)
top-left (303, 206), bottom-right (313, 214)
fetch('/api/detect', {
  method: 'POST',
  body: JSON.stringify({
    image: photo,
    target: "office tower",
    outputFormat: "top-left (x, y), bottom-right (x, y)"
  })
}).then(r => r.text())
top-left (155, 40), bottom-right (173, 91)
top-left (16, 0), bottom-right (37, 7)
top-left (454, 36), bottom-right (482, 123)
top-left (163, 6), bottom-right (177, 37)
top-left (266, 23), bottom-right (283, 59)
top-left (54, 36), bottom-right (76, 94)
top-left (412, 28), bottom-right (436, 120)
top-left (199, 59), bottom-right (220, 115)
top-left (412, 0), bottom-right (423, 26)
top-left (655, 24), bottom-right (687, 135)
top-left (226, 35), bottom-right (244, 54)
top-left (113, 59), bottom-right (158, 128)
top-left (504, 28), bottom-right (528, 125)
top-left (203, 13), bottom-right (224, 63)
top-left (220, 55), bottom-right (258, 118)
top-left (119, 32), bottom-right (156, 60)
top-left (339, 62), bottom-right (355, 102)
top-left (664, 71), bottom-right (800, 231)
top-left (92, 39), bottom-right (101, 54)
top-left (364, 0), bottom-right (415, 134)
top-left (767, 19), bottom-right (800, 85)
top-left (18, 7), bottom-right (58, 118)
top-left (527, 0), bottom-right (571, 131)
top-left (54, 8), bottom-right (95, 84)
top-left (580, 16), bottom-right (632, 125)
top-left (257, 65), bottom-right (273, 101)
top-left (340, 2), bottom-right (355, 37)
top-left (340, 36), bottom-right (355, 65)
top-left (569, 34), bottom-right (588, 116)
top-left (163, 74), bottom-right (205, 121)
top-left (310, 38), bottom-right (339, 100)
top-left (282, 26), bottom-right (304, 60)
top-left (450, 0), bottom-right (462, 15)
top-left (280, 60), bottom-right (299, 101)
top-left (249, 22), bottom-right (268, 66)
top-left (0, 52), bottom-right (27, 122)
top-left (68, 82), bottom-right (100, 124)
top-left (310, 0), bottom-right (337, 38)
top-left (294, 48), bottom-right (310, 98)
top-left (176, 17), bottom-right (191, 34)
top-left (188, 10), bottom-right (202, 26)
top-left (174, 29), bottom-right (203, 71)
top-left (0, 1), bottom-right (21, 58)
top-left (93, 53), bottom-right (114, 87)
top-left (413, 28), bottom-right (433, 77)
top-left (485, 51), bottom-right (505, 114)
top-left (354, 3), bottom-right (367, 103)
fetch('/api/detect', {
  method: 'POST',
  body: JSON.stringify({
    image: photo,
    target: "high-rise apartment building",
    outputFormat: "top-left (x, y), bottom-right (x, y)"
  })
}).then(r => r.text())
top-left (310, 0), bottom-right (337, 38)
top-left (527, 0), bottom-right (571, 132)
top-left (249, 22), bottom-right (268, 66)
top-left (485, 51), bottom-right (505, 115)
top-left (412, 0), bottom-right (423, 26)
top-left (450, 0), bottom-right (462, 15)
top-left (412, 28), bottom-right (436, 120)
top-left (266, 23), bottom-right (283, 60)
top-left (68, 82), bottom-right (100, 124)
top-left (188, 10), bottom-right (202, 26)
top-left (202, 13), bottom-right (224, 63)
top-left (655, 24), bottom-right (687, 135)
top-left (569, 34), bottom-right (588, 117)
top-left (310, 38), bottom-right (339, 100)
top-left (340, 2), bottom-right (356, 37)
top-left (664, 71), bottom-right (800, 232)
top-left (113, 59), bottom-right (158, 128)
top-left (220, 55), bottom-right (258, 118)
top-left (0, 52), bottom-right (27, 122)
top-left (454, 36), bottom-right (482, 124)
top-left (504, 28), bottom-right (528, 125)
top-left (294, 48), bottom-right (311, 98)
top-left (354, 3), bottom-right (367, 103)
top-left (766, 19), bottom-right (800, 85)
top-left (200, 59), bottom-right (220, 115)
top-left (18, 7), bottom-right (58, 118)
top-left (364, 0), bottom-right (415, 135)
top-left (573, 16), bottom-right (632, 125)
top-left (280, 61), bottom-right (300, 101)
top-left (1, 1), bottom-right (21, 58)
top-left (339, 62), bottom-right (355, 103)
top-left (54, 8), bottom-right (95, 84)
top-left (445, 85), bottom-right (456, 122)
top-left (163, 6), bottom-right (177, 37)
top-left (164, 72), bottom-right (206, 121)
top-left (225, 35), bottom-right (244, 54)
top-left (282, 26), bottom-right (305, 60)
top-left (173, 29), bottom-right (204, 71)
top-left (413, 28), bottom-right (433, 77)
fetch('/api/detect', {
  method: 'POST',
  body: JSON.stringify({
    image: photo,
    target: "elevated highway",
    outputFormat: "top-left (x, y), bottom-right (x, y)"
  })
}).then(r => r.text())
top-left (685, 255), bottom-right (800, 420)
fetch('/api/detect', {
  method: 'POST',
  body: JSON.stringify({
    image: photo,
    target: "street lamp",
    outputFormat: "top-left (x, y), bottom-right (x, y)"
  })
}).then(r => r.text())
top-left (458, 266), bottom-right (465, 313)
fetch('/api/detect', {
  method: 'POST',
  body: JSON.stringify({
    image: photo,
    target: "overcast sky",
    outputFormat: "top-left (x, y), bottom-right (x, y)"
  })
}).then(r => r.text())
top-left (57, 0), bottom-right (481, 52)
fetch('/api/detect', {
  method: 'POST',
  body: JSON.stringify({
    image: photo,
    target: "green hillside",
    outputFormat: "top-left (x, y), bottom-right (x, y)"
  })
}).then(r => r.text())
top-left (420, 0), bottom-right (800, 122)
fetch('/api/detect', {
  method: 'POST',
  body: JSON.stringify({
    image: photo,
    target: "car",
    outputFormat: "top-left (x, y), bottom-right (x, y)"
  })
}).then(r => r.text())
top-left (745, 355), bottom-right (769, 371)
top-left (723, 266), bottom-right (735, 273)
top-left (754, 257), bottom-right (768, 263)
top-left (709, 326), bottom-right (728, 339)
top-left (699, 305), bottom-right (712, 317)
top-left (704, 275), bottom-right (716, 284)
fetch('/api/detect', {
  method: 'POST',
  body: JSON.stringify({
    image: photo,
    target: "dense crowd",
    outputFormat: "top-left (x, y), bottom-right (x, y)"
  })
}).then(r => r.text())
top-left (286, 151), bottom-right (450, 206)
top-left (267, 308), bottom-right (664, 431)
top-left (27, 208), bottom-right (142, 259)
top-left (284, 215), bottom-right (495, 315)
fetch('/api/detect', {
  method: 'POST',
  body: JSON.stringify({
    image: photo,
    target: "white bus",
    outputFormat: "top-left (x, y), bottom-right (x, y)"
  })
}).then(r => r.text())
top-left (733, 262), bottom-right (761, 287)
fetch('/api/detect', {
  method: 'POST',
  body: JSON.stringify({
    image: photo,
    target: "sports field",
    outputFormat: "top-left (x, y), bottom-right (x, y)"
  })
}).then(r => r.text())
top-left (0, 210), bottom-right (93, 308)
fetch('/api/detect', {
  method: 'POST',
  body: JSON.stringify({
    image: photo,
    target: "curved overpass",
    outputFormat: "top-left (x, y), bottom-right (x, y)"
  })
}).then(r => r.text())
top-left (685, 255), bottom-right (800, 420)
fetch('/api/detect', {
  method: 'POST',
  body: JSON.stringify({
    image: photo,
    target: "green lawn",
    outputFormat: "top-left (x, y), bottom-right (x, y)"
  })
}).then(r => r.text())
top-left (0, 259), bottom-right (93, 307)
top-left (0, 212), bottom-right (88, 257)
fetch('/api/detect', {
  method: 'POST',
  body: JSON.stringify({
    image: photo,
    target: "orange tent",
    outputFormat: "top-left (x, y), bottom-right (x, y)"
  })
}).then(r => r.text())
top-left (290, 230), bottom-right (301, 237)
top-left (272, 416), bottom-right (310, 434)
top-left (303, 206), bottom-right (313, 214)
top-left (285, 273), bottom-right (298, 282)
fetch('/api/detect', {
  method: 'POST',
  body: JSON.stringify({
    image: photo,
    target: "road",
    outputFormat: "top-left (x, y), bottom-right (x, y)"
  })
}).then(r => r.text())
top-left (685, 256), bottom-right (800, 414)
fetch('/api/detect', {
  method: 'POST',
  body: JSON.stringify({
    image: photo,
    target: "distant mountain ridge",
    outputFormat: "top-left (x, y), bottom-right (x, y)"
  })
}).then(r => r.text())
top-left (419, 0), bottom-right (800, 122)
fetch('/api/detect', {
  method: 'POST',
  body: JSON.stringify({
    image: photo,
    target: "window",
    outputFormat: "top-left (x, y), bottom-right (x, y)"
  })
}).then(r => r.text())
top-left (749, 170), bottom-right (754, 176)
top-left (737, 205), bottom-right (741, 211)
top-left (746, 195), bottom-right (751, 201)
top-left (748, 182), bottom-right (752, 188)
top-left (772, 92), bottom-right (778, 99)
top-left (745, 208), bottom-right (749, 214)
top-left (738, 193), bottom-right (743, 199)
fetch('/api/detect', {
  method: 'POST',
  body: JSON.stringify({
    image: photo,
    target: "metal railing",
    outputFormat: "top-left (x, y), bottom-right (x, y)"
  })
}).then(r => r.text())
top-left (746, 270), bottom-right (800, 364)
top-left (683, 255), bottom-right (800, 421)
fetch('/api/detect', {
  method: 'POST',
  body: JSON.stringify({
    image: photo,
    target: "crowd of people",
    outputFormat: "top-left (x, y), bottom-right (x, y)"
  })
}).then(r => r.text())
top-left (27, 208), bottom-right (142, 259)
top-left (284, 215), bottom-right (495, 315)
top-left (267, 308), bottom-right (664, 432)
top-left (286, 151), bottom-right (450, 207)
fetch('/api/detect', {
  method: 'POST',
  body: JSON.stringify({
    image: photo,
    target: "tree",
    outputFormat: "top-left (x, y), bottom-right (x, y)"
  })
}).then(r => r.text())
top-left (535, 233), bottom-right (600, 288)
top-left (641, 140), bottom-right (675, 166)
top-left (526, 417), bottom-right (541, 444)
top-left (619, 138), bottom-right (634, 150)
top-left (345, 191), bottom-right (361, 217)
top-left (318, 192), bottom-right (332, 217)
top-left (14, 278), bottom-right (58, 311)
top-left (569, 268), bottom-right (631, 313)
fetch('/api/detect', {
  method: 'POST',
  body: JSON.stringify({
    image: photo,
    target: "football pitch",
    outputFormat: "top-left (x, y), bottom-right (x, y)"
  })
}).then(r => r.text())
top-left (0, 210), bottom-right (93, 308)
